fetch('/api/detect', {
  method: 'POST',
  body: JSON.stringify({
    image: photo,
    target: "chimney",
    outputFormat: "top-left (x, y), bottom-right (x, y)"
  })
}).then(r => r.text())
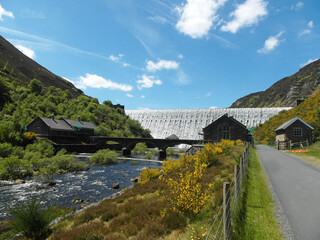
top-left (77, 116), bottom-right (80, 121)
top-left (51, 114), bottom-right (55, 120)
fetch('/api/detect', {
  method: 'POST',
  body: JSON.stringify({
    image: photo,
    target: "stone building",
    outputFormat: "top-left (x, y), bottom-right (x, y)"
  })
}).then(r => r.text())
top-left (275, 117), bottom-right (314, 144)
top-left (202, 114), bottom-right (249, 142)
top-left (27, 115), bottom-right (96, 144)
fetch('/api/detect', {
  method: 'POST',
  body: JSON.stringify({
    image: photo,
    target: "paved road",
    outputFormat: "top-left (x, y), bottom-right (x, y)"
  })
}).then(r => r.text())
top-left (257, 145), bottom-right (320, 240)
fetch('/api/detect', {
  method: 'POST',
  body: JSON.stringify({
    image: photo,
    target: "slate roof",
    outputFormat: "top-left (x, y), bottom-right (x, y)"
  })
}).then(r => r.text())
top-left (275, 117), bottom-right (314, 131)
top-left (203, 114), bottom-right (247, 131)
top-left (63, 119), bottom-right (96, 130)
top-left (38, 117), bottom-right (96, 131)
top-left (40, 117), bottom-right (74, 131)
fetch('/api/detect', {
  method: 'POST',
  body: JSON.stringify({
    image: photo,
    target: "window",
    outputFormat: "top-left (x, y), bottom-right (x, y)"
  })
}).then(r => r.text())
top-left (293, 127), bottom-right (302, 137)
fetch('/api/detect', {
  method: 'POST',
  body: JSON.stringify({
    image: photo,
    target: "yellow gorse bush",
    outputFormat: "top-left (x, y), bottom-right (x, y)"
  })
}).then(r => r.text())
top-left (161, 156), bottom-right (213, 215)
top-left (197, 143), bottom-right (223, 166)
top-left (141, 140), bottom-right (235, 216)
top-left (23, 132), bottom-right (37, 140)
top-left (217, 139), bottom-right (234, 154)
top-left (236, 139), bottom-right (243, 145)
top-left (139, 167), bottom-right (161, 185)
top-left (162, 157), bottom-right (183, 174)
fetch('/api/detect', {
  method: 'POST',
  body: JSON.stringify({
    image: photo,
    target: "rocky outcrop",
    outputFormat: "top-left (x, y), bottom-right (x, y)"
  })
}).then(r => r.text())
top-left (230, 59), bottom-right (320, 108)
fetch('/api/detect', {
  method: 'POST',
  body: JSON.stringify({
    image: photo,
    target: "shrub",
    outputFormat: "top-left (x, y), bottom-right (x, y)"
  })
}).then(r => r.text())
top-left (9, 197), bottom-right (54, 240)
top-left (218, 139), bottom-right (234, 155)
top-left (0, 156), bottom-right (29, 180)
top-left (51, 155), bottom-right (88, 172)
top-left (162, 158), bottom-right (182, 174)
top-left (197, 143), bottom-right (223, 166)
top-left (25, 140), bottom-right (55, 158)
top-left (23, 132), bottom-right (37, 140)
top-left (90, 149), bottom-right (118, 165)
top-left (132, 142), bottom-right (148, 154)
top-left (161, 155), bottom-right (213, 215)
top-left (236, 139), bottom-right (243, 145)
top-left (139, 167), bottom-right (161, 184)
top-left (161, 211), bottom-right (188, 231)
top-left (0, 142), bottom-right (13, 158)
top-left (101, 205), bottom-right (118, 222)
top-left (166, 147), bottom-right (176, 156)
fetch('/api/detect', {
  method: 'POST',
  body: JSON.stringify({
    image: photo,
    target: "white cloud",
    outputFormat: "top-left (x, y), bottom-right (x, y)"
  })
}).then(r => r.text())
top-left (141, 95), bottom-right (146, 98)
top-left (15, 44), bottom-right (35, 59)
top-left (176, 0), bottom-right (227, 38)
top-left (109, 54), bottom-right (124, 62)
top-left (148, 16), bottom-right (168, 24)
top-left (122, 63), bottom-right (130, 67)
top-left (299, 29), bottom-right (311, 36)
top-left (221, 0), bottom-right (268, 34)
top-left (77, 73), bottom-right (133, 91)
top-left (146, 59), bottom-right (179, 72)
top-left (176, 70), bottom-right (190, 85)
top-left (0, 4), bottom-right (14, 21)
top-left (177, 54), bottom-right (184, 59)
top-left (209, 106), bottom-right (218, 109)
top-left (300, 59), bottom-right (318, 68)
top-left (292, 2), bottom-right (304, 10)
top-left (299, 21), bottom-right (314, 36)
top-left (257, 31), bottom-right (284, 54)
top-left (137, 74), bottom-right (162, 90)
top-left (126, 93), bottom-right (133, 98)
top-left (206, 91), bottom-right (212, 97)
top-left (138, 107), bottom-right (150, 110)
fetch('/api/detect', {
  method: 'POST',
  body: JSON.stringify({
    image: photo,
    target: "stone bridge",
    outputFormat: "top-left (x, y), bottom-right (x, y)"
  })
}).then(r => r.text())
top-left (90, 136), bottom-right (207, 159)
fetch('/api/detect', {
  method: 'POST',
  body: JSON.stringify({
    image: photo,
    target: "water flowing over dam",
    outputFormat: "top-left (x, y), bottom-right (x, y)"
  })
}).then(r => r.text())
top-left (126, 108), bottom-right (291, 140)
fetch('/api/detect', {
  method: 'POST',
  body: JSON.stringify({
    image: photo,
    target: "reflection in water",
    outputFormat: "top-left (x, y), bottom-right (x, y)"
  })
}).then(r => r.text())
top-left (0, 160), bottom-right (161, 220)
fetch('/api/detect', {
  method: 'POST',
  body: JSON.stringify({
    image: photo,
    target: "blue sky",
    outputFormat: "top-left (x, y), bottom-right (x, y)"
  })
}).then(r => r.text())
top-left (0, 0), bottom-right (319, 110)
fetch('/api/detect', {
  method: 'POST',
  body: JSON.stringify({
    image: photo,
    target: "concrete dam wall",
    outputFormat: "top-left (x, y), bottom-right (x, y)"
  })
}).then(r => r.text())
top-left (126, 108), bottom-right (291, 140)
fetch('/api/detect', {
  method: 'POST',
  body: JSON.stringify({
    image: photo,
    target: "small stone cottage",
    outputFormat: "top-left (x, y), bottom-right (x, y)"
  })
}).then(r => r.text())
top-left (202, 114), bottom-right (249, 142)
top-left (275, 117), bottom-right (314, 146)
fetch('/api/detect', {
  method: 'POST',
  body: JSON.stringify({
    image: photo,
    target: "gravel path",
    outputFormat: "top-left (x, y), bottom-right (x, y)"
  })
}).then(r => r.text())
top-left (257, 145), bottom-right (320, 240)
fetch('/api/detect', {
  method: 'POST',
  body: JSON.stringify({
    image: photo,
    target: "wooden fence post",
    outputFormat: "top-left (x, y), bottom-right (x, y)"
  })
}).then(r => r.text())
top-left (289, 140), bottom-right (292, 150)
top-left (234, 165), bottom-right (239, 201)
top-left (307, 139), bottom-right (309, 147)
top-left (239, 157), bottom-right (243, 184)
top-left (223, 182), bottom-right (231, 240)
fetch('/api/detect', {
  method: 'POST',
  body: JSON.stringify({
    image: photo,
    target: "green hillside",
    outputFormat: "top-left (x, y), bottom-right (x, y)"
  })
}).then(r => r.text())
top-left (253, 89), bottom-right (320, 143)
top-left (0, 35), bottom-right (83, 97)
top-left (0, 71), bottom-right (150, 145)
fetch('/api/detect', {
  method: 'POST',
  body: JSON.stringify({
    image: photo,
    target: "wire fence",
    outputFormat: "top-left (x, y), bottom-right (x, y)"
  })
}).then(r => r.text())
top-left (205, 144), bottom-right (251, 240)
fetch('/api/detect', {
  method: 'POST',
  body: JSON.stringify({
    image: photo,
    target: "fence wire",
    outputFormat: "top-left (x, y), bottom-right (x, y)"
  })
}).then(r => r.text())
top-left (205, 144), bottom-right (251, 240)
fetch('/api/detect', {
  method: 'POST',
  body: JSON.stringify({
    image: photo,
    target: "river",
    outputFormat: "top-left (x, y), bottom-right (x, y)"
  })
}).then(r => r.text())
top-left (0, 157), bottom-right (163, 221)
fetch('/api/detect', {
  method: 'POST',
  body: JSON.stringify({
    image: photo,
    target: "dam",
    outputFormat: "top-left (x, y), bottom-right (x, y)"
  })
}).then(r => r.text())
top-left (126, 108), bottom-right (291, 140)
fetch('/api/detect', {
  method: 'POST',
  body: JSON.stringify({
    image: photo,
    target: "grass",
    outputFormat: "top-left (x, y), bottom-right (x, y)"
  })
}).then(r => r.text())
top-left (233, 147), bottom-right (283, 240)
top-left (48, 144), bottom-right (246, 240)
top-left (289, 141), bottom-right (320, 168)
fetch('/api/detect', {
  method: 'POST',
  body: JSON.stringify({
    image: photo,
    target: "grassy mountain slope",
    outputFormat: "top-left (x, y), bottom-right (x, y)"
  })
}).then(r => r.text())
top-left (0, 35), bottom-right (83, 97)
top-left (253, 90), bottom-right (320, 143)
top-left (230, 59), bottom-right (320, 108)
top-left (0, 36), bottom-right (151, 145)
